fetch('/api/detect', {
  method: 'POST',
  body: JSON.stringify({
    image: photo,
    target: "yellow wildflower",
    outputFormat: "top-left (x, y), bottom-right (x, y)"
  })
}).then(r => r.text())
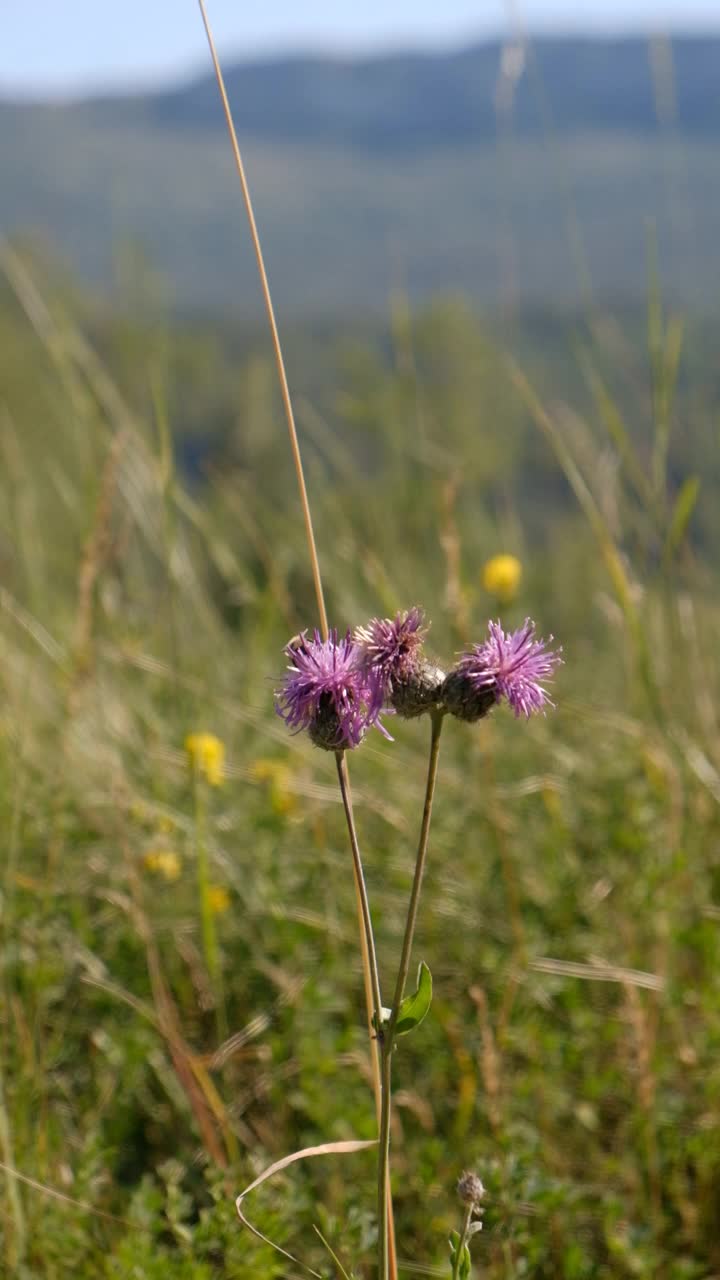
top-left (251, 759), bottom-right (280, 783)
top-left (143, 848), bottom-right (182, 882)
top-left (481, 554), bottom-right (522, 603)
top-left (270, 787), bottom-right (296, 817)
top-left (185, 732), bottom-right (225, 787)
top-left (251, 758), bottom-right (296, 816)
top-left (207, 885), bottom-right (230, 915)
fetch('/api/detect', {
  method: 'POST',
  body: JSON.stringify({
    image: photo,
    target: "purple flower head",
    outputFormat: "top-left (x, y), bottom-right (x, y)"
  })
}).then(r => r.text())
top-left (453, 618), bottom-right (562, 719)
top-left (355, 607), bottom-right (427, 688)
top-left (276, 629), bottom-right (389, 750)
top-left (356, 607), bottom-right (445, 719)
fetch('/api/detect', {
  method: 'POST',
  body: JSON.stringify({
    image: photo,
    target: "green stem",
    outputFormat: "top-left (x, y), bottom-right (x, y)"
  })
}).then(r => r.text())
top-left (377, 1042), bottom-right (393, 1280)
top-left (452, 1202), bottom-right (474, 1280)
top-left (334, 753), bottom-right (383, 1035)
top-left (335, 752), bottom-right (399, 1280)
top-left (377, 710), bottom-right (445, 1280)
top-left (386, 711), bottom-right (444, 1039)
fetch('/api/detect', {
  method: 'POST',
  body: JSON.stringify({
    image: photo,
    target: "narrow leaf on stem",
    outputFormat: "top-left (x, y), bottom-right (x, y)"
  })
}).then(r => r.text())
top-left (395, 961), bottom-right (433, 1036)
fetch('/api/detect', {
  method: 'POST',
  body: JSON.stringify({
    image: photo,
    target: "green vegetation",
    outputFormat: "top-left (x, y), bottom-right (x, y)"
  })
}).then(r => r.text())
top-left (1, 249), bottom-right (720, 1279)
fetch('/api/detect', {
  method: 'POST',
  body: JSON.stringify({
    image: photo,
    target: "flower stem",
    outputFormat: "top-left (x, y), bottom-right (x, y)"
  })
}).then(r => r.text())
top-left (334, 758), bottom-right (382, 1093)
top-left (377, 1043), bottom-right (393, 1280)
top-left (334, 752), bottom-right (383, 1032)
top-left (377, 710), bottom-right (445, 1280)
top-left (452, 1202), bottom-right (475, 1280)
top-left (387, 710), bottom-right (445, 1038)
top-left (334, 752), bottom-right (399, 1280)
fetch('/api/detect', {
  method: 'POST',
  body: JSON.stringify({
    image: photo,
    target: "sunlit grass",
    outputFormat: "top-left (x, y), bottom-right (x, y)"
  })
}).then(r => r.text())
top-left (0, 248), bottom-right (719, 1277)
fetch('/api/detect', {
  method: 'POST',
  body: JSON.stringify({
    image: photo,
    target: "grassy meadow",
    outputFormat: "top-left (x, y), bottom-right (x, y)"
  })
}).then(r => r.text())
top-left (1, 244), bottom-right (720, 1280)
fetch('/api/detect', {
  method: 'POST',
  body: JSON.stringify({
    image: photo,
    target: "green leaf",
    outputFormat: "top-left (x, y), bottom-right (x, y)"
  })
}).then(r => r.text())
top-left (448, 1232), bottom-right (471, 1279)
top-left (395, 961), bottom-right (432, 1036)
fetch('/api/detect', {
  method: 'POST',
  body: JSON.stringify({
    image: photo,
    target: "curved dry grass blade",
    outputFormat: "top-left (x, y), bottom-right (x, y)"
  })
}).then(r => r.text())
top-left (236, 1139), bottom-right (376, 1277)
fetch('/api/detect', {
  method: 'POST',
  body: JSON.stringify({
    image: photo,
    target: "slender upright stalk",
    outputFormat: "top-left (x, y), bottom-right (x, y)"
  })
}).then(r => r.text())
top-left (452, 1202), bottom-right (475, 1280)
top-left (377, 1043), bottom-right (394, 1280)
top-left (334, 753), bottom-right (383, 1031)
top-left (377, 711), bottom-right (445, 1280)
top-left (197, 9), bottom-right (397, 1270)
top-left (386, 711), bottom-right (445, 1036)
top-left (196, 0), bottom-right (327, 641)
top-left (335, 753), bottom-right (399, 1279)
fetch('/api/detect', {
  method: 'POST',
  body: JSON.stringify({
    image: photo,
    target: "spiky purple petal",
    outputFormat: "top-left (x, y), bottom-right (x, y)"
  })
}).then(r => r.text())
top-left (456, 619), bottom-right (562, 718)
top-left (355, 607), bottom-right (427, 689)
top-left (276, 629), bottom-right (389, 749)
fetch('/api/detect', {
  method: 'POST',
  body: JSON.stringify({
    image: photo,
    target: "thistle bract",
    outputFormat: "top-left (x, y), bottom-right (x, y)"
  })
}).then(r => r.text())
top-left (441, 668), bottom-right (497, 723)
top-left (276, 629), bottom-right (387, 750)
top-left (389, 659), bottom-right (447, 718)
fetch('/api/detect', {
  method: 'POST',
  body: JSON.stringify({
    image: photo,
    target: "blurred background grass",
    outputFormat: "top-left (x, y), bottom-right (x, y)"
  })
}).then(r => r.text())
top-left (3, 16), bottom-right (720, 1280)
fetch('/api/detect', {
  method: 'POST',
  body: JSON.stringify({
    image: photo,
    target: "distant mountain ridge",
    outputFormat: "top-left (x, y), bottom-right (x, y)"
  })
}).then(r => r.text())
top-left (63, 35), bottom-right (720, 147)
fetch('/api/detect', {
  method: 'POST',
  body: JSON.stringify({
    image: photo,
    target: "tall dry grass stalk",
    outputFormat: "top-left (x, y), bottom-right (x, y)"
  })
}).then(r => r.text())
top-left (195, 0), bottom-right (327, 641)
top-left (194, 4), bottom-right (397, 1273)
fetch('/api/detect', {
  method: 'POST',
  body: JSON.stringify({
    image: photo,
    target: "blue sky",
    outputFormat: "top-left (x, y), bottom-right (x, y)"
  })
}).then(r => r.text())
top-left (2, 0), bottom-right (718, 97)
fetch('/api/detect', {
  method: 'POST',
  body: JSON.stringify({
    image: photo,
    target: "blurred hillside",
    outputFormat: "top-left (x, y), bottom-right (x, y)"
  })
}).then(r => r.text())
top-left (1, 35), bottom-right (719, 312)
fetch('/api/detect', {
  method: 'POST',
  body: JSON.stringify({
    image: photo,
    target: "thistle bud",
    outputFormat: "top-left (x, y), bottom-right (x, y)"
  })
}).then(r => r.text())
top-left (441, 668), bottom-right (497, 723)
top-left (389, 659), bottom-right (446, 719)
top-left (457, 1170), bottom-right (485, 1209)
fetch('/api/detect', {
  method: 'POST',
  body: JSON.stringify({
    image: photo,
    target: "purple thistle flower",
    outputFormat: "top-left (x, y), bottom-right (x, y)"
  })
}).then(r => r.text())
top-left (355, 607), bottom-right (427, 687)
top-left (276, 629), bottom-right (389, 750)
top-left (356, 608), bottom-right (445, 719)
top-left (452, 618), bottom-right (562, 719)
